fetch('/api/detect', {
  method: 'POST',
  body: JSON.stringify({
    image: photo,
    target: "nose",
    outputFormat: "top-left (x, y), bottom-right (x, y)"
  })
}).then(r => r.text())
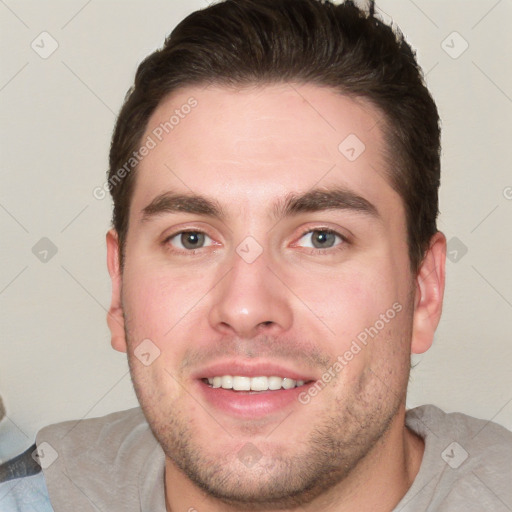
top-left (208, 250), bottom-right (293, 338)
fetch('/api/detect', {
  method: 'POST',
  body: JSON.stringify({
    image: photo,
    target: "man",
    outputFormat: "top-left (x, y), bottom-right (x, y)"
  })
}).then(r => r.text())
top-left (1, 0), bottom-right (510, 510)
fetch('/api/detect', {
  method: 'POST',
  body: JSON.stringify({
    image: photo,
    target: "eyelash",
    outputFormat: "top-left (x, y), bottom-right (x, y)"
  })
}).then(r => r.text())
top-left (163, 229), bottom-right (215, 255)
top-left (294, 227), bottom-right (348, 255)
top-left (162, 227), bottom-right (349, 255)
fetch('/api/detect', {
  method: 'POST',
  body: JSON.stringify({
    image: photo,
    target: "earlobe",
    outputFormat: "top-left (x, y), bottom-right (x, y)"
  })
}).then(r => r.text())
top-left (411, 231), bottom-right (446, 354)
top-left (106, 229), bottom-right (127, 353)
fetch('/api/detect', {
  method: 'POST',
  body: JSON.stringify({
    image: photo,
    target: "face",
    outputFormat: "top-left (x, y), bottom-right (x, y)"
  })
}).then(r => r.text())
top-left (107, 84), bottom-right (444, 508)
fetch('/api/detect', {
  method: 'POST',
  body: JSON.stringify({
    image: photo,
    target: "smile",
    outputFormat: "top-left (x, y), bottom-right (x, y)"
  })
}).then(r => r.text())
top-left (204, 376), bottom-right (307, 391)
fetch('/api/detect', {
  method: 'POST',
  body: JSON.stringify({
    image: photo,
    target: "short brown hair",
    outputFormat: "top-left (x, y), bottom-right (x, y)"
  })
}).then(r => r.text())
top-left (108, 0), bottom-right (440, 271)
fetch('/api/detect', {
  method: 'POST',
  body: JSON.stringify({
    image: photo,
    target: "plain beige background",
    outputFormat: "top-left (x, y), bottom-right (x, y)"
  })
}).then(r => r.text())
top-left (1, 0), bottom-right (511, 461)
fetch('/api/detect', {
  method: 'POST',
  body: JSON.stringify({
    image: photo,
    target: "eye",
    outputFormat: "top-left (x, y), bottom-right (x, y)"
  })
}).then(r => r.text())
top-left (167, 231), bottom-right (213, 250)
top-left (296, 229), bottom-right (345, 250)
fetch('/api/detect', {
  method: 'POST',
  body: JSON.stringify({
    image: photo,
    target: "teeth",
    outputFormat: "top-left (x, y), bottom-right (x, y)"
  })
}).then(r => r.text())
top-left (206, 375), bottom-right (306, 391)
top-left (250, 376), bottom-right (268, 391)
top-left (281, 378), bottom-right (296, 390)
top-left (268, 376), bottom-right (282, 390)
top-left (233, 376), bottom-right (251, 391)
top-left (221, 375), bottom-right (233, 389)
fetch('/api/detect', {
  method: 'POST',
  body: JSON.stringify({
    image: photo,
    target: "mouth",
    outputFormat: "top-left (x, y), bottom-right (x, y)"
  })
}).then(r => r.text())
top-left (193, 362), bottom-right (316, 419)
top-left (202, 375), bottom-right (308, 392)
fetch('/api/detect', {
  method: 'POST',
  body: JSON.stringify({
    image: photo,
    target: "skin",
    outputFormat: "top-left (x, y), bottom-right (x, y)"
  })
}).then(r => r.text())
top-left (106, 83), bottom-right (446, 512)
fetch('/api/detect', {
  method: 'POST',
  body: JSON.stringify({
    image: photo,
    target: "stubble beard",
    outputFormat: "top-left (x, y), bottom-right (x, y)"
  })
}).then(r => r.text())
top-left (127, 347), bottom-right (410, 510)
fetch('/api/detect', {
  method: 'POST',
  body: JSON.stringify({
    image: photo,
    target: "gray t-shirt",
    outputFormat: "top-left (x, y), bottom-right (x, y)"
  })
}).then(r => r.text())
top-left (1, 404), bottom-right (510, 511)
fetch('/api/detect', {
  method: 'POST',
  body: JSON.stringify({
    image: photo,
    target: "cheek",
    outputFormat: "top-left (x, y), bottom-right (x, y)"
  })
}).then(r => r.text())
top-left (122, 257), bottom-right (209, 342)
top-left (289, 261), bottom-right (401, 338)
top-left (284, 255), bottom-right (412, 391)
top-left (123, 273), bottom-right (189, 402)
top-left (129, 356), bottom-right (182, 424)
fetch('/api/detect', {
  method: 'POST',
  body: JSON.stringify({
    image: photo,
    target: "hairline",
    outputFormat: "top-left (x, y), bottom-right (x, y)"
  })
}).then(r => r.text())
top-left (116, 80), bottom-right (419, 272)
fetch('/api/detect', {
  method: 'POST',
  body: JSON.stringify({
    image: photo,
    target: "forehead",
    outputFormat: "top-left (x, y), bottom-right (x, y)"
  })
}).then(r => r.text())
top-left (131, 83), bottom-right (400, 221)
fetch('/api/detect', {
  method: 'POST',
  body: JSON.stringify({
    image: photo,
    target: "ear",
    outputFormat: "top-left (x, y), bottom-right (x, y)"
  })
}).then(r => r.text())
top-left (106, 229), bottom-right (127, 353)
top-left (411, 231), bottom-right (446, 354)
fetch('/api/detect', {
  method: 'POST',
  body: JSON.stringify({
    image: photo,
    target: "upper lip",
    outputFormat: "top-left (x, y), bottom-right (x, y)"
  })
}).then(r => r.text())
top-left (191, 360), bottom-right (316, 381)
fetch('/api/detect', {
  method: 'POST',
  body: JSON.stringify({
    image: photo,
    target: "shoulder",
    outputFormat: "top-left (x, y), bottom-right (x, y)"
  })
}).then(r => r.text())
top-left (37, 406), bottom-right (148, 444)
top-left (36, 406), bottom-right (157, 477)
top-left (36, 406), bottom-right (151, 462)
top-left (407, 404), bottom-right (512, 464)
top-left (34, 407), bottom-right (164, 510)
top-left (403, 405), bottom-right (512, 511)
top-left (0, 472), bottom-right (53, 512)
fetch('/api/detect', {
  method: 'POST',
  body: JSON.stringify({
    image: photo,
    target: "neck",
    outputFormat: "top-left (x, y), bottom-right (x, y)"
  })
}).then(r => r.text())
top-left (164, 407), bottom-right (424, 512)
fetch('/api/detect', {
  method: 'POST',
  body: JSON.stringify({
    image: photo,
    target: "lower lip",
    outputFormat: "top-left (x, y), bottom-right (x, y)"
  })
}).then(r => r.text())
top-left (196, 380), bottom-right (311, 419)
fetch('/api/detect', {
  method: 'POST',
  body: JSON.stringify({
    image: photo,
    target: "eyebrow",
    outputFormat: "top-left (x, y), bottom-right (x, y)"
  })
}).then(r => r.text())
top-left (140, 187), bottom-right (379, 223)
top-left (141, 192), bottom-right (225, 222)
top-left (273, 187), bottom-right (380, 220)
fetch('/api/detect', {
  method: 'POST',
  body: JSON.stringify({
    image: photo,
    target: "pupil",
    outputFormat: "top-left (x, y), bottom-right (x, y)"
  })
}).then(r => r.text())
top-left (313, 231), bottom-right (335, 248)
top-left (182, 232), bottom-right (204, 249)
